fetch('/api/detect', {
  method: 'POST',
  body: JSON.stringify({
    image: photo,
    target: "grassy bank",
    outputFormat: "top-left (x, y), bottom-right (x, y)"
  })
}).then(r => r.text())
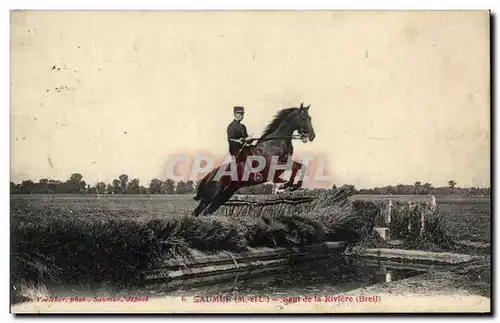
top-left (11, 186), bottom-right (464, 304)
top-left (11, 188), bottom-right (377, 289)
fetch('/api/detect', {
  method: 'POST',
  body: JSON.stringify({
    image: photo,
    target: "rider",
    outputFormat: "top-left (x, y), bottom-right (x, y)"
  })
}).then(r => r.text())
top-left (227, 106), bottom-right (261, 182)
top-left (227, 106), bottom-right (251, 161)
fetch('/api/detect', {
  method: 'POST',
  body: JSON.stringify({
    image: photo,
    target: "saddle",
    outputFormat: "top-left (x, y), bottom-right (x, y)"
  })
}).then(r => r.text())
top-left (234, 143), bottom-right (260, 164)
top-left (235, 144), bottom-right (264, 183)
top-left (203, 144), bottom-right (263, 185)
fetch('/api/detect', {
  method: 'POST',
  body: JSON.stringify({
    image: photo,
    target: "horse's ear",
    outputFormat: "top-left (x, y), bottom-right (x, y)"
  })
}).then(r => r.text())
top-left (306, 104), bottom-right (310, 110)
top-left (300, 102), bottom-right (304, 109)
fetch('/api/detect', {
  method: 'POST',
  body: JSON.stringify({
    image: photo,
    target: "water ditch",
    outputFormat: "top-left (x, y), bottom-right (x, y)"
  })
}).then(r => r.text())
top-left (15, 245), bottom-right (483, 304)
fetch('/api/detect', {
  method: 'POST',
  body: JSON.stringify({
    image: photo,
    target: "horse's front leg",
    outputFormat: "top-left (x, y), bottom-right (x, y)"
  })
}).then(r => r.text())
top-left (277, 161), bottom-right (305, 190)
top-left (285, 161), bottom-right (307, 191)
top-left (272, 169), bottom-right (288, 184)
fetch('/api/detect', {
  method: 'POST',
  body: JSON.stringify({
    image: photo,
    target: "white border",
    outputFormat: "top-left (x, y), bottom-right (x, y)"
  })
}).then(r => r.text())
top-left (2, 1), bottom-right (497, 322)
top-left (3, 0), bottom-right (500, 10)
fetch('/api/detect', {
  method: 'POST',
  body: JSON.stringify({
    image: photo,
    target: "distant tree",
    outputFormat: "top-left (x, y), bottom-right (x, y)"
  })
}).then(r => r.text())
top-left (159, 182), bottom-right (168, 194)
top-left (127, 178), bottom-right (140, 194)
top-left (10, 182), bottom-right (16, 194)
top-left (20, 180), bottom-right (34, 194)
top-left (420, 182), bottom-right (433, 195)
top-left (185, 180), bottom-right (195, 194)
top-left (65, 173), bottom-right (86, 193)
top-left (52, 180), bottom-right (65, 194)
top-left (69, 173), bottom-right (83, 183)
top-left (47, 180), bottom-right (58, 193)
top-left (448, 180), bottom-right (457, 189)
top-left (176, 181), bottom-right (187, 194)
top-left (66, 175), bottom-right (77, 194)
top-left (139, 186), bottom-right (148, 194)
top-left (112, 179), bottom-right (121, 194)
top-left (386, 186), bottom-right (396, 195)
top-left (119, 174), bottom-right (129, 193)
top-left (36, 178), bottom-right (49, 194)
top-left (149, 179), bottom-right (162, 194)
top-left (96, 182), bottom-right (106, 194)
top-left (106, 184), bottom-right (113, 194)
top-left (414, 181), bottom-right (421, 194)
top-left (165, 179), bottom-right (175, 194)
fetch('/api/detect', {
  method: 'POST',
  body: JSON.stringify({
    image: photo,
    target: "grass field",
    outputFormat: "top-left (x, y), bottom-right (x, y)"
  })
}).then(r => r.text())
top-left (10, 192), bottom-right (490, 304)
top-left (11, 193), bottom-right (491, 244)
top-left (11, 189), bottom-right (384, 290)
top-left (10, 194), bottom-right (199, 217)
top-left (438, 200), bottom-right (491, 243)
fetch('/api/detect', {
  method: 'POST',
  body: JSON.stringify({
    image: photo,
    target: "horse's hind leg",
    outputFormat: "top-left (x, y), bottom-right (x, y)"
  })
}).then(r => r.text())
top-left (203, 187), bottom-right (237, 216)
top-left (192, 176), bottom-right (221, 216)
top-left (192, 199), bottom-right (210, 217)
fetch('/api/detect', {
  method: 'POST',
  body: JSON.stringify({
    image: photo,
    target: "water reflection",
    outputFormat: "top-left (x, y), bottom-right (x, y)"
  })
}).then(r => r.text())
top-left (131, 256), bottom-right (425, 298)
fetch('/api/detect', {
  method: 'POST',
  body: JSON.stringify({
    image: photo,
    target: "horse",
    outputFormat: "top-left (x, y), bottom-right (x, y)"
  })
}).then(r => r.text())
top-left (192, 103), bottom-right (316, 217)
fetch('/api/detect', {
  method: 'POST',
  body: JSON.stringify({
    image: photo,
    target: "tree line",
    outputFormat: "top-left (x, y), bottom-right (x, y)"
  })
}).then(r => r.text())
top-left (10, 173), bottom-right (276, 195)
top-left (10, 174), bottom-right (490, 197)
top-left (352, 180), bottom-right (490, 197)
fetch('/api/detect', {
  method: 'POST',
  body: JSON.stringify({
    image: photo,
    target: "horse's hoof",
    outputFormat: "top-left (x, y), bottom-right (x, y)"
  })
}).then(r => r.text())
top-left (254, 173), bottom-right (264, 183)
top-left (288, 183), bottom-right (302, 191)
top-left (279, 183), bottom-right (292, 190)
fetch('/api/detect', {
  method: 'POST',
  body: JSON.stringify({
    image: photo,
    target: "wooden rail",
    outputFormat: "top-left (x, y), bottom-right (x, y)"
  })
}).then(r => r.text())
top-left (141, 241), bottom-right (348, 283)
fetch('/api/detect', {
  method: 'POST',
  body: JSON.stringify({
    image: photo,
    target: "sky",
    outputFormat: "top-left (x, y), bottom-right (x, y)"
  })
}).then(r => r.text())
top-left (10, 10), bottom-right (490, 189)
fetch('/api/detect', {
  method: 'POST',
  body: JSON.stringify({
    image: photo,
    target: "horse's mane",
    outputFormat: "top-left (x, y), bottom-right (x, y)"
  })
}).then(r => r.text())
top-left (258, 107), bottom-right (298, 142)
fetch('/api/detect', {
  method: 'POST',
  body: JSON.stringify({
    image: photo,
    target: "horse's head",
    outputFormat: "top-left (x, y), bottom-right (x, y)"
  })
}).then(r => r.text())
top-left (258, 103), bottom-right (316, 145)
top-left (295, 103), bottom-right (316, 142)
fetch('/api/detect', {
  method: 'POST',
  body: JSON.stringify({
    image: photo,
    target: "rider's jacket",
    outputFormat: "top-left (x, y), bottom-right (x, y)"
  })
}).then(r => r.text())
top-left (227, 119), bottom-right (248, 156)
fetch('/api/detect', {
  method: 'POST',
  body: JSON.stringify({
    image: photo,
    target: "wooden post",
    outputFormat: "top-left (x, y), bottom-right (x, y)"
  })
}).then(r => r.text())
top-left (374, 199), bottom-right (392, 241)
top-left (386, 270), bottom-right (392, 283)
top-left (431, 195), bottom-right (437, 212)
top-left (407, 201), bottom-right (412, 232)
top-left (386, 200), bottom-right (392, 225)
top-left (420, 204), bottom-right (425, 238)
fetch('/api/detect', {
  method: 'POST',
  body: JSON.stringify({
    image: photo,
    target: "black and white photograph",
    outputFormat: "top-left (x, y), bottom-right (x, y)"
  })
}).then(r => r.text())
top-left (9, 9), bottom-right (491, 314)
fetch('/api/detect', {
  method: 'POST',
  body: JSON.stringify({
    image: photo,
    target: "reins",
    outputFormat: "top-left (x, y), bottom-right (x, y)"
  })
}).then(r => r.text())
top-left (247, 134), bottom-right (304, 144)
top-left (234, 134), bottom-right (304, 160)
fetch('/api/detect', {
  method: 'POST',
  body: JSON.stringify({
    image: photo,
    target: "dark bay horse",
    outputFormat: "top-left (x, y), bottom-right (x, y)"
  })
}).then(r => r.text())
top-left (192, 103), bottom-right (316, 217)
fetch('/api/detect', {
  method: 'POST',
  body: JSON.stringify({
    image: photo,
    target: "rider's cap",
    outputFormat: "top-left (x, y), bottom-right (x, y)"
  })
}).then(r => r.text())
top-left (233, 106), bottom-right (245, 114)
